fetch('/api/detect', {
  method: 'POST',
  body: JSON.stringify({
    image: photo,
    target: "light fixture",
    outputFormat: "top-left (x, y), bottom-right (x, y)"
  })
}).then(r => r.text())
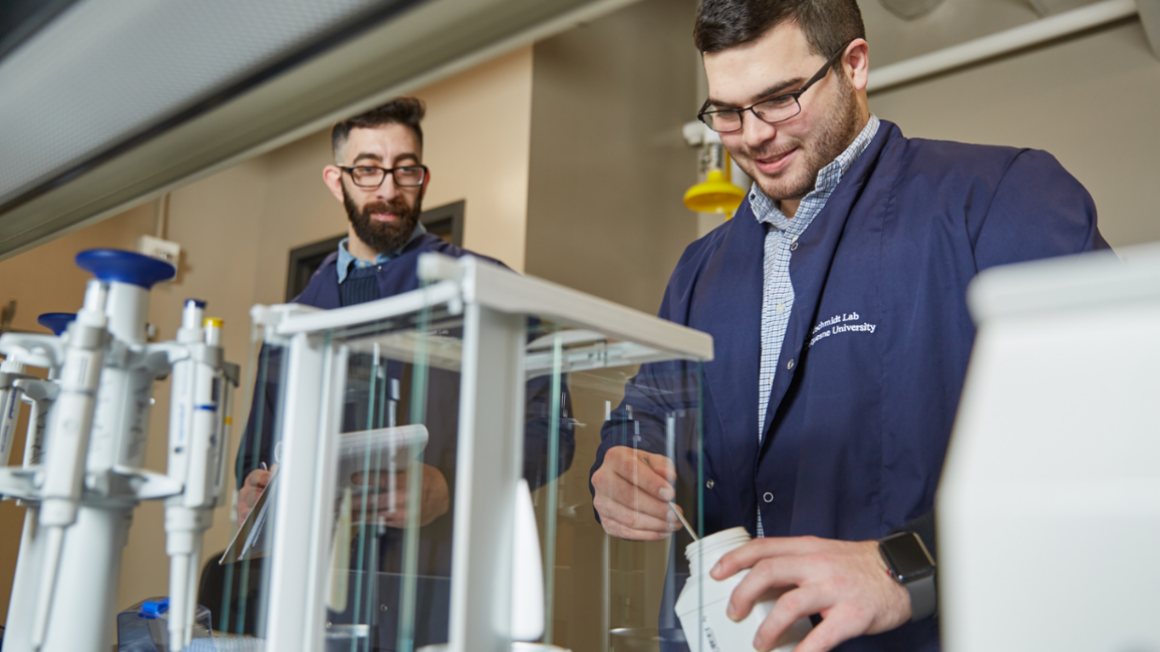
top-left (878, 0), bottom-right (946, 20)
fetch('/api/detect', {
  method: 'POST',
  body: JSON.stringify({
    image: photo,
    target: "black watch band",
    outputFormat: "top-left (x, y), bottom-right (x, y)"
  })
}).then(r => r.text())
top-left (878, 531), bottom-right (937, 621)
top-left (900, 573), bottom-right (936, 622)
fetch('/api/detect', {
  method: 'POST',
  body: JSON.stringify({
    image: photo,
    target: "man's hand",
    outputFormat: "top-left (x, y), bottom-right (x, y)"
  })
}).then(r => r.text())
top-left (238, 465), bottom-right (276, 524)
top-left (591, 445), bottom-right (683, 540)
top-left (711, 536), bottom-right (911, 652)
top-left (348, 462), bottom-right (450, 528)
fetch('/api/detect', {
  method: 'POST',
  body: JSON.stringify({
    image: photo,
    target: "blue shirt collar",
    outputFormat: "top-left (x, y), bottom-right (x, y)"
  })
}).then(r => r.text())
top-left (336, 221), bottom-right (427, 284)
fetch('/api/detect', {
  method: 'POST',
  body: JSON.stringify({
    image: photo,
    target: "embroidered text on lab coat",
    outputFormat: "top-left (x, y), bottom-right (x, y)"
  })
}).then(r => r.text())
top-left (808, 311), bottom-right (877, 348)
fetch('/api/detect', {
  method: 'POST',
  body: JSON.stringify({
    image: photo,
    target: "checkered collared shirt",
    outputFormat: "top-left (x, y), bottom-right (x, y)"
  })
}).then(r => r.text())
top-left (750, 115), bottom-right (879, 536)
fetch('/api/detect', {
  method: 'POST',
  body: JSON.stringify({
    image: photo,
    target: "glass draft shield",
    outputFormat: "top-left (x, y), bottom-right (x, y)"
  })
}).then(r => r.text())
top-left (212, 253), bottom-right (713, 652)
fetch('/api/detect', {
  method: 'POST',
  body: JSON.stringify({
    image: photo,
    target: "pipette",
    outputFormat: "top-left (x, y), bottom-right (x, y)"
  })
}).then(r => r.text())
top-left (166, 306), bottom-right (228, 652)
top-left (36, 250), bottom-right (176, 652)
top-left (32, 279), bottom-right (109, 650)
top-left (0, 315), bottom-right (68, 651)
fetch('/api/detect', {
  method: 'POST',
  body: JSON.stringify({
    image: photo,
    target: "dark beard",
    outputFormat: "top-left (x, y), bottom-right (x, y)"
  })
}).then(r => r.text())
top-left (343, 185), bottom-right (423, 255)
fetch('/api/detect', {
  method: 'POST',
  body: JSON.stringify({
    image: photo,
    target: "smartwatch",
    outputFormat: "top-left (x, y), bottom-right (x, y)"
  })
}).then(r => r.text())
top-left (878, 530), bottom-right (937, 621)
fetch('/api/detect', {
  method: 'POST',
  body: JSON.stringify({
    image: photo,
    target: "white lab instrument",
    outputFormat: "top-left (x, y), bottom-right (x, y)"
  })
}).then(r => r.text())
top-left (3, 248), bottom-right (711, 652)
top-left (511, 478), bottom-right (544, 642)
top-left (29, 274), bottom-right (112, 652)
top-left (939, 244), bottom-right (1160, 651)
top-left (675, 527), bottom-right (811, 652)
top-left (247, 252), bottom-right (713, 652)
top-left (164, 307), bottom-right (239, 652)
top-left (0, 313), bottom-right (70, 652)
top-left (0, 249), bottom-right (239, 652)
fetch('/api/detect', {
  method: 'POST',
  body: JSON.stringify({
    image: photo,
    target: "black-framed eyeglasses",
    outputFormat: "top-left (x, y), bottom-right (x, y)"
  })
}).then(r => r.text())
top-left (697, 41), bottom-right (851, 133)
top-left (340, 164), bottom-right (429, 189)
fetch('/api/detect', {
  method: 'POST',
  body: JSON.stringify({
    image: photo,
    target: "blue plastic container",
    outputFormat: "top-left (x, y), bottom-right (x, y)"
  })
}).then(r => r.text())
top-left (116, 597), bottom-right (213, 652)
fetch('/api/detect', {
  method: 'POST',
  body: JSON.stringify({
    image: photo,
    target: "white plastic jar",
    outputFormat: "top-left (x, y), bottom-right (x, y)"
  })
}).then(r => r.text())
top-left (675, 526), bottom-right (812, 652)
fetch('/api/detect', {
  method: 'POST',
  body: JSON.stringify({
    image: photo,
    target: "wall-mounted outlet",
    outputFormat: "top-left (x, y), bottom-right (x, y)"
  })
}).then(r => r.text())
top-left (137, 235), bottom-right (181, 270)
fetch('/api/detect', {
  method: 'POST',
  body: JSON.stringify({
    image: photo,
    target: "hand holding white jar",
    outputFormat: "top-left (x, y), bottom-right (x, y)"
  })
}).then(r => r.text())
top-left (676, 527), bottom-right (812, 651)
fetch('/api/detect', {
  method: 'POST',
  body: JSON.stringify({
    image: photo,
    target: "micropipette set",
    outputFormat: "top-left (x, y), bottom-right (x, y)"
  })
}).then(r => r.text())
top-left (0, 249), bottom-right (239, 652)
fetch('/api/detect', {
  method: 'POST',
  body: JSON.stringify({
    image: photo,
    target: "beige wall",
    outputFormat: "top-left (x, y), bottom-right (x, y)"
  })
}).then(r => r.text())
top-left (420, 46), bottom-right (535, 272)
top-left (525, 0), bottom-right (701, 315)
top-left (0, 44), bottom-right (535, 617)
top-left (867, 18), bottom-right (1160, 248)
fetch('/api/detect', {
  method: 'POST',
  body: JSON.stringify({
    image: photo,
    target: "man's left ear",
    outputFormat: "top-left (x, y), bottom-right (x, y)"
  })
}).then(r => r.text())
top-left (845, 38), bottom-right (870, 92)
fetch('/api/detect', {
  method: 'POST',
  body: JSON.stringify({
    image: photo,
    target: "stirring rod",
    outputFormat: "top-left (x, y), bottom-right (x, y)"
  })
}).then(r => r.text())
top-left (669, 501), bottom-right (698, 541)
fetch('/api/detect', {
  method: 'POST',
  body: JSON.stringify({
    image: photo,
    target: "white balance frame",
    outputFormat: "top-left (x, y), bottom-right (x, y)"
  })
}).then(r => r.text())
top-left (253, 253), bottom-right (714, 652)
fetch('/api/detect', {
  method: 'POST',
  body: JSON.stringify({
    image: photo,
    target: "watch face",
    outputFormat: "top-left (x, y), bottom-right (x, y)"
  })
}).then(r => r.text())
top-left (882, 533), bottom-right (934, 581)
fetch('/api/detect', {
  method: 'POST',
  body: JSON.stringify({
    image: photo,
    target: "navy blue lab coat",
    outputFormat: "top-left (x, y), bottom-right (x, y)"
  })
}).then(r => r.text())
top-left (235, 233), bottom-right (574, 650)
top-left (592, 121), bottom-right (1108, 651)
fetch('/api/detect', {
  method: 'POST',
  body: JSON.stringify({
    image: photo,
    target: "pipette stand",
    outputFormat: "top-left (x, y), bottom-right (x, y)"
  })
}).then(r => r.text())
top-left (0, 250), bottom-right (239, 652)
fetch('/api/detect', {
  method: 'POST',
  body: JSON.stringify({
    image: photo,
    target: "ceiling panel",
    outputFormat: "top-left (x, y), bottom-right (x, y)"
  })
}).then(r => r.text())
top-left (0, 0), bottom-right (638, 260)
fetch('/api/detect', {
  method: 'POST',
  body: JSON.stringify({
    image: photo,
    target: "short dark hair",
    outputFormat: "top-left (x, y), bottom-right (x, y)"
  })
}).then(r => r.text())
top-left (331, 96), bottom-right (426, 160)
top-left (694, 0), bottom-right (865, 57)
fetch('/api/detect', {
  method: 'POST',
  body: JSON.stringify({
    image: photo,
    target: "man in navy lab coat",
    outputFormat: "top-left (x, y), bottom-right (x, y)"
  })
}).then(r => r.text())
top-left (234, 98), bottom-right (573, 649)
top-left (590, 1), bottom-right (1107, 651)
